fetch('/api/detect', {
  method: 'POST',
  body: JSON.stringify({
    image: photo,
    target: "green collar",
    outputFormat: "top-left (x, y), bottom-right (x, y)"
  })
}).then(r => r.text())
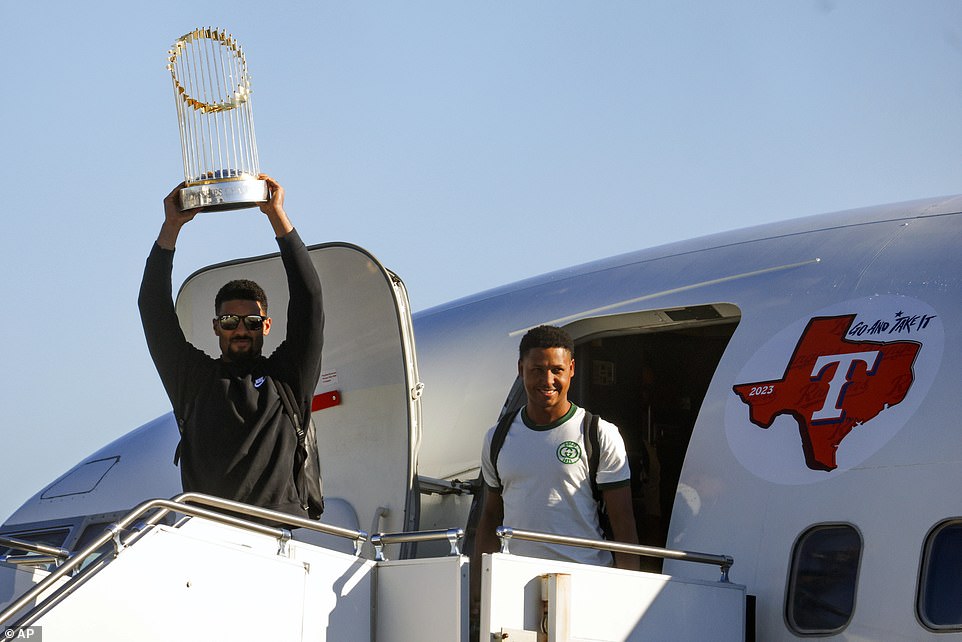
top-left (522, 403), bottom-right (579, 431)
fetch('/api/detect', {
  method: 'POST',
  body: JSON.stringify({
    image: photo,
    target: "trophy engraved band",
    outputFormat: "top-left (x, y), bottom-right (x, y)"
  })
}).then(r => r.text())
top-left (167, 28), bottom-right (267, 211)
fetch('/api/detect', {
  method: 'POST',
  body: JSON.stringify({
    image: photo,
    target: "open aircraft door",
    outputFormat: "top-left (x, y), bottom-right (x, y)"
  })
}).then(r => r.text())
top-left (175, 242), bottom-right (422, 556)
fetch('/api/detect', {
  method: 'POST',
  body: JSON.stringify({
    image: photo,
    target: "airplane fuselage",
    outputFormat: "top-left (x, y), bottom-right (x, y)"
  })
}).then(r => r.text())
top-left (5, 195), bottom-right (962, 639)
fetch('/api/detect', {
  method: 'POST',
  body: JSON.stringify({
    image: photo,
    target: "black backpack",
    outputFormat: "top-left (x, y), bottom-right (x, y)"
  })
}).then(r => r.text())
top-left (489, 407), bottom-right (610, 535)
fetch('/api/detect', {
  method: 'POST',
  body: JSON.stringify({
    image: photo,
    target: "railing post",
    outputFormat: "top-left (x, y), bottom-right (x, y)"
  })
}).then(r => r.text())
top-left (497, 526), bottom-right (514, 554)
top-left (372, 534), bottom-right (387, 562)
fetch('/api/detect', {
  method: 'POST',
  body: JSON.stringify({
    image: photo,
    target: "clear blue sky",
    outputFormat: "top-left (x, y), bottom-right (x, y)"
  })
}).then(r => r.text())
top-left (3, 1), bottom-right (962, 523)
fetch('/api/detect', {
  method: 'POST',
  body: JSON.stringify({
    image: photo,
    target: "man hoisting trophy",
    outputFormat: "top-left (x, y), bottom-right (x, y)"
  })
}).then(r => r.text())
top-left (141, 28), bottom-right (327, 524)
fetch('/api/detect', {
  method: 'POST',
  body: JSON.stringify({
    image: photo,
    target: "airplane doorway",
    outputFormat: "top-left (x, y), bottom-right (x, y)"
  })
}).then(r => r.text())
top-left (569, 311), bottom-right (738, 571)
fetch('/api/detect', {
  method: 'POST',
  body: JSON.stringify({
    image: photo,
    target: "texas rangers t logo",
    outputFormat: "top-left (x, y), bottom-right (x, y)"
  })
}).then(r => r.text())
top-left (732, 315), bottom-right (920, 471)
top-left (725, 296), bottom-right (942, 484)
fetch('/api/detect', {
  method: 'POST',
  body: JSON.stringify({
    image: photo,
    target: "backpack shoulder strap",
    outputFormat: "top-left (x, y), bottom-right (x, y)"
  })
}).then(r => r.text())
top-left (276, 379), bottom-right (306, 443)
top-left (489, 407), bottom-right (521, 489)
top-left (582, 410), bottom-right (613, 540)
top-left (581, 409), bottom-right (601, 500)
top-left (275, 378), bottom-right (325, 519)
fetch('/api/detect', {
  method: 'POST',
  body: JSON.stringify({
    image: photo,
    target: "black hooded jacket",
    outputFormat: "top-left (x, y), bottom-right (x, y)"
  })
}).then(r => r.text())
top-left (138, 230), bottom-right (324, 518)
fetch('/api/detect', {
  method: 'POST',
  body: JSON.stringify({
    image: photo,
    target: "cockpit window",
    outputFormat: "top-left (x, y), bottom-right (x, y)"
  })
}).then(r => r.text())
top-left (919, 519), bottom-right (962, 629)
top-left (786, 524), bottom-right (861, 634)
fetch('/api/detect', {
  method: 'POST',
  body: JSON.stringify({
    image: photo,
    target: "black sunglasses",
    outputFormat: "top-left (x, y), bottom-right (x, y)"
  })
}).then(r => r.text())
top-left (216, 314), bottom-right (266, 331)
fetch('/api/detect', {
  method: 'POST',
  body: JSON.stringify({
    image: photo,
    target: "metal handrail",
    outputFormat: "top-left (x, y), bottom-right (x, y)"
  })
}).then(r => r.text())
top-left (371, 528), bottom-right (464, 561)
top-left (1, 556), bottom-right (63, 567)
top-left (0, 493), bottom-right (369, 631)
top-left (0, 537), bottom-right (70, 561)
top-left (169, 493), bottom-right (369, 548)
top-left (496, 526), bottom-right (735, 582)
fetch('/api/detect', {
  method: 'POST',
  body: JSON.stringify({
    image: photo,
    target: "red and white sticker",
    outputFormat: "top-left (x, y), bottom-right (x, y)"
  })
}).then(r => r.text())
top-left (726, 295), bottom-right (942, 484)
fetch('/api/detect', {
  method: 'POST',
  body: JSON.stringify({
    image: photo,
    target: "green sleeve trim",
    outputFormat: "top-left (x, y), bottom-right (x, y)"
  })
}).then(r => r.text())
top-left (597, 478), bottom-right (630, 491)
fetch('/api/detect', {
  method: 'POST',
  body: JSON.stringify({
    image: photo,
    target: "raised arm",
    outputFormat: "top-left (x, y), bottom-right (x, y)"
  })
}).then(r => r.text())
top-left (156, 183), bottom-right (202, 250)
top-left (258, 174), bottom-right (294, 238)
top-left (264, 176), bottom-right (324, 401)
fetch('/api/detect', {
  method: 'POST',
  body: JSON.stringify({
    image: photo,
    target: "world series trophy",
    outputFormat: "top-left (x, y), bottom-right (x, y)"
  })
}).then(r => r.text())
top-left (167, 28), bottom-right (267, 211)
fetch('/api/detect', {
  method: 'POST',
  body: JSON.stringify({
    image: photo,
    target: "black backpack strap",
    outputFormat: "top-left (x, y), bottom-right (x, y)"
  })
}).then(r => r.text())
top-left (172, 416), bottom-right (185, 465)
top-left (582, 409), bottom-right (613, 539)
top-left (276, 379), bottom-right (325, 519)
top-left (489, 407), bottom-right (521, 490)
top-left (581, 410), bottom-right (601, 500)
top-left (276, 380), bottom-right (305, 443)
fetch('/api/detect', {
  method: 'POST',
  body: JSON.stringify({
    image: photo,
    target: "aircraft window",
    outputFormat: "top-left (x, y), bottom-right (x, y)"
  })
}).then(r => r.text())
top-left (74, 522), bottom-right (114, 552)
top-left (918, 520), bottom-right (962, 629)
top-left (786, 524), bottom-right (861, 634)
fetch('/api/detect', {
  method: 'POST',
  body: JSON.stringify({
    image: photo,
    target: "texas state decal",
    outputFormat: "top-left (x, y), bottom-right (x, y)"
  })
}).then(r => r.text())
top-left (725, 296), bottom-right (942, 484)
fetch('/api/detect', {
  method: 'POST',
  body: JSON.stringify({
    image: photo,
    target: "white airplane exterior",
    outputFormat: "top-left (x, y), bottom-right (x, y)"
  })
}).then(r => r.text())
top-left (3, 194), bottom-right (962, 640)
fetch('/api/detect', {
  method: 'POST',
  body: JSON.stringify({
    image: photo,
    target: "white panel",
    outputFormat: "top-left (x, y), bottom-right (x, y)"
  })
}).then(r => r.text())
top-left (481, 553), bottom-right (745, 642)
top-left (375, 556), bottom-right (469, 642)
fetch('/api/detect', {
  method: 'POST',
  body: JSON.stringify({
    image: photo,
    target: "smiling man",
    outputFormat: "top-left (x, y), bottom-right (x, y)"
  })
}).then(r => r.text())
top-left (473, 325), bottom-right (640, 572)
top-left (138, 176), bottom-right (325, 521)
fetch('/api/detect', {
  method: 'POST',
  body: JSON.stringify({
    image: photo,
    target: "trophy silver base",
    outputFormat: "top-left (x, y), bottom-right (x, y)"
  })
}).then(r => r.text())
top-left (179, 177), bottom-right (268, 212)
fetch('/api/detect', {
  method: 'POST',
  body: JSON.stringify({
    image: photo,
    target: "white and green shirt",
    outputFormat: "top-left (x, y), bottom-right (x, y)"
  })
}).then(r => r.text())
top-left (480, 403), bottom-right (630, 566)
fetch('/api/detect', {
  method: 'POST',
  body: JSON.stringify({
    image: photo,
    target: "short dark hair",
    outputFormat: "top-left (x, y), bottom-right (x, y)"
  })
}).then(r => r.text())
top-left (518, 325), bottom-right (574, 360)
top-left (215, 279), bottom-right (268, 313)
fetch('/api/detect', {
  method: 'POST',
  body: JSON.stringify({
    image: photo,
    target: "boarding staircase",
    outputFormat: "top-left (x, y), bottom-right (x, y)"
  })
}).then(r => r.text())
top-left (0, 494), bottom-right (745, 641)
